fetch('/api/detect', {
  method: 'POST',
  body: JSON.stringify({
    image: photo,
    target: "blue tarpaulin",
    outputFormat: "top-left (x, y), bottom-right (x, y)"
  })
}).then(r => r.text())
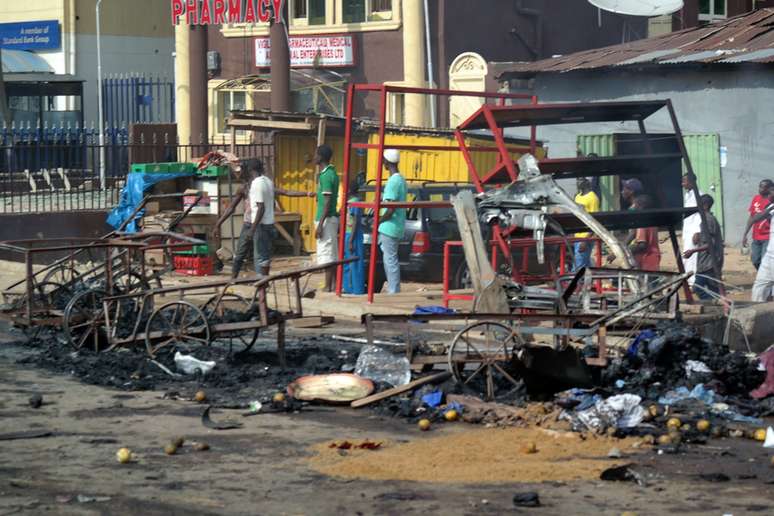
top-left (106, 172), bottom-right (194, 232)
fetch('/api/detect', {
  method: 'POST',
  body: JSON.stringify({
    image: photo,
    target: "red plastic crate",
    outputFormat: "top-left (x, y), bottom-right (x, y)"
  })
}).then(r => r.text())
top-left (173, 255), bottom-right (214, 276)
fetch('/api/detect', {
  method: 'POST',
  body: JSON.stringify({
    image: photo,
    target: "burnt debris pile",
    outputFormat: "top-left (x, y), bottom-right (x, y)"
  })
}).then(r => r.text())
top-left (17, 331), bottom-right (359, 406)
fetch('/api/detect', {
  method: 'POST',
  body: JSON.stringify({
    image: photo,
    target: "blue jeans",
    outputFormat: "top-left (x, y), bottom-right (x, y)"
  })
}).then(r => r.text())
top-left (751, 239), bottom-right (768, 270)
top-left (573, 241), bottom-right (593, 272)
top-left (379, 233), bottom-right (401, 294)
top-left (253, 224), bottom-right (276, 273)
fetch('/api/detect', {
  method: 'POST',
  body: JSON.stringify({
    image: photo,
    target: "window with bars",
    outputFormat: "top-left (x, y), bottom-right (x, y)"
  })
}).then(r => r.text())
top-left (216, 90), bottom-right (247, 135)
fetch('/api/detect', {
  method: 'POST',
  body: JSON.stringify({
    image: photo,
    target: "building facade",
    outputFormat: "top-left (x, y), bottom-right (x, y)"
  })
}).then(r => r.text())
top-left (0, 0), bottom-right (174, 124)
top-left (183, 0), bottom-right (646, 143)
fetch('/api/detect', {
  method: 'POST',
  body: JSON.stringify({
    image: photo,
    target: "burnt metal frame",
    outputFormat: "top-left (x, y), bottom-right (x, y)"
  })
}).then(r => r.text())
top-left (1, 193), bottom-right (201, 303)
top-left (454, 99), bottom-right (712, 301)
top-left (95, 259), bottom-right (352, 367)
top-left (336, 84), bottom-right (537, 302)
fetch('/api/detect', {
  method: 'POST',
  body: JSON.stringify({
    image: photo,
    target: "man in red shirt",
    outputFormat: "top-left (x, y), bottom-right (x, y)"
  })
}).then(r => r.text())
top-left (630, 194), bottom-right (661, 271)
top-left (743, 179), bottom-right (773, 270)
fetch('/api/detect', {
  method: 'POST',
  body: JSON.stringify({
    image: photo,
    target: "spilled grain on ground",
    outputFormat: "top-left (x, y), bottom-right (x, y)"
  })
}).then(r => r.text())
top-left (309, 426), bottom-right (646, 484)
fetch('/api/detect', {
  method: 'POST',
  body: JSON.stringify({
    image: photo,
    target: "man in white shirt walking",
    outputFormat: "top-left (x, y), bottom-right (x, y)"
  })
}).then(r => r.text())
top-left (682, 173), bottom-right (703, 285)
top-left (240, 159), bottom-right (312, 278)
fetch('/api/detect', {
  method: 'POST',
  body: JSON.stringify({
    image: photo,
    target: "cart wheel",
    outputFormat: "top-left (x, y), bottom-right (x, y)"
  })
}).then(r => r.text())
top-left (145, 301), bottom-right (210, 358)
top-left (43, 265), bottom-right (82, 289)
top-left (31, 281), bottom-right (74, 311)
top-left (201, 293), bottom-right (260, 353)
top-left (112, 270), bottom-right (151, 295)
top-left (447, 321), bottom-right (525, 402)
top-left (64, 289), bottom-right (108, 352)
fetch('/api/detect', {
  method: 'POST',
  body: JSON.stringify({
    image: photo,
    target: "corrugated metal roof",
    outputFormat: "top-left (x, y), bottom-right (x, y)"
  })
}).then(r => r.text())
top-left (498, 8), bottom-right (774, 76)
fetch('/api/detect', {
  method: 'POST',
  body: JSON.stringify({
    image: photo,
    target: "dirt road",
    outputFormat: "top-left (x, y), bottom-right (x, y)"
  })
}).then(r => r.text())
top-left (2, 328), bottom-right (774, 516)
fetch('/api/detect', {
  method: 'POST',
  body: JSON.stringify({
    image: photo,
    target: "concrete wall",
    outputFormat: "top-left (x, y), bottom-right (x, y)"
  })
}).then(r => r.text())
top-left (506, 66), bottom-right (774, 245)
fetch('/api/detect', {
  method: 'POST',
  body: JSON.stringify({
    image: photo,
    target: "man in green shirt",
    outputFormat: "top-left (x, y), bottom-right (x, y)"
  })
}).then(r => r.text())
top-left (378, 149), bottom-right (407, 294)
top-left (313, 144), bottom-right (339, 292)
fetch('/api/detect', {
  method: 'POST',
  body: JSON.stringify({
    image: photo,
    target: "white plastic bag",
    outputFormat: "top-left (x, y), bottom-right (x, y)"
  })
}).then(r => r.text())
top-left (174, 352), bottom-right (216, 375)
top-left (354, 345), bottom-right (411, 387)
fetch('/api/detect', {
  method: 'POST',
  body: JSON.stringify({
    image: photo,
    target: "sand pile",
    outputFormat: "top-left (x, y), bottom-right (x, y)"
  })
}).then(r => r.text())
top-left (309, 426), bottom-right (646, 484)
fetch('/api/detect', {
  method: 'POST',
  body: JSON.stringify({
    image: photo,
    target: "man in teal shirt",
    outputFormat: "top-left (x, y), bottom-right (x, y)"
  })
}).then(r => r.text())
top-left (313, 144), bottom-right (339, 292)
top-left (378, 149), bottom-right (407, 294)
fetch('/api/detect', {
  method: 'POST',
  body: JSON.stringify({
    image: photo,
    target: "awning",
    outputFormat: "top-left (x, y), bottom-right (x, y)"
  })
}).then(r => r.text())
top-left (1, 49), bottom-right (54, 73)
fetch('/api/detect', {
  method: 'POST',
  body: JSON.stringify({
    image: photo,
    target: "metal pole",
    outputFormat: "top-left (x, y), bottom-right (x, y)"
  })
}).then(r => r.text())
top-left (335, 84), bottom-right (356, 296)
top-left (96, 0), bottom-right (106, 190)
top-left (366, 85), bottom-right (389, 303)
top-left (422, 0), bottom-right (436, 127)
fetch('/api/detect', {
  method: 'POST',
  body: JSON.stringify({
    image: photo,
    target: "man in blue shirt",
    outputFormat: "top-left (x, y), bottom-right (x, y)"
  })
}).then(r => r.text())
top-left (378, 149), bottom-right (407, 294)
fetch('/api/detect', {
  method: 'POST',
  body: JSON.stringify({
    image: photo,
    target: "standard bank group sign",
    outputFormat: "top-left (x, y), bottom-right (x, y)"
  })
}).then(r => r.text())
top-left (0, 20), bottom-right (61, 51)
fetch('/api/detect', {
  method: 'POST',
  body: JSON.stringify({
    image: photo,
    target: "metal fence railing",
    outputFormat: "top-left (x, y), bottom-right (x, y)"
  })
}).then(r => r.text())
top-left (0, 127), bottom-right (273, 214)
top-left (103, 74), bottom-right (175, 127)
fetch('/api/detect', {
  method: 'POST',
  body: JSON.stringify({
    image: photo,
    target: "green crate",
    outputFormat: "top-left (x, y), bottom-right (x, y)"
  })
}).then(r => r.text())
top-left (173, 244), bottom-right (210, 256)
top-left (131, 163), bottom-right (169, 174)
top-left (196, 165), bottom-right (228, 178)
top-left (164, 162), bottom-right (196, 174)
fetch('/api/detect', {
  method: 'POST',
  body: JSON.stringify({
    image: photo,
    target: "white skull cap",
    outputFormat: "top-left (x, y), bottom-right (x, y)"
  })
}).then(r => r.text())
top-left (383, 149), bottom-right (400, 164)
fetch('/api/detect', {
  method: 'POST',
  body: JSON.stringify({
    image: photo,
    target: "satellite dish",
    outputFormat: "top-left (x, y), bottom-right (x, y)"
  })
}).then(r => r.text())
top-left (588, 0), bottom-right (683, 17)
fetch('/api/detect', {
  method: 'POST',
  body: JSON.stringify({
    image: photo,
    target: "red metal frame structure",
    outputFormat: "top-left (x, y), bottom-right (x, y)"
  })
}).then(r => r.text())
top-left (442, 236), bottom-right (603, 308)
top-left (335, 84), bottom-right (537, 302)
top-left (337, 88), bottom-right (705, 304)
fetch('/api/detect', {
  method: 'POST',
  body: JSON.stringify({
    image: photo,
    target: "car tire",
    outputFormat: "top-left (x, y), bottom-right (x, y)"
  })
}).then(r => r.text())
top-left (451, 262), bottom-right (473, 290)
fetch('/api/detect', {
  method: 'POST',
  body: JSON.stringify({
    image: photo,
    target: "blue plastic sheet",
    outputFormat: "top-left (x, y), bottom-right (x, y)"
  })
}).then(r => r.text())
top-left (410, 305), bottom-right (456, 324)
top-left (106, 172), bottom-right (195, 232)
top-left (421, 390), bottom-right (443, 408)
top-left (627, 329), bottom-right (656, 359)
top-left (658, 384), bottom-right (716, 406)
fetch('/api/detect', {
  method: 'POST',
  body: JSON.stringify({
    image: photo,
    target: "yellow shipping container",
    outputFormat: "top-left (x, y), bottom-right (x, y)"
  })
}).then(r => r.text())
top-left (274, 132), bottom-right (543, 252)
top-left (365, 132), bottom-right (544, 184)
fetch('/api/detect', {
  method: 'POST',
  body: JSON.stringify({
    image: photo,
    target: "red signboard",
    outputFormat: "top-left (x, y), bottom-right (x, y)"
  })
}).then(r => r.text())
top-left (172, 0), bottom-right (283, 25)
top-left (255, 34), bottom-right (356, 68)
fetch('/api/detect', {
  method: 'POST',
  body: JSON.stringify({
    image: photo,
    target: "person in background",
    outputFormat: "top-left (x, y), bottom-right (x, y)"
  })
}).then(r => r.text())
top-left (630, 194), bottom-right (661, 272)
top-left (378, 149), bottom-right (407, 294)
top-left (681, 173), bottom-right (703, 286)
top-left (573, 177), bottom-right (600, 271)
top-left (248, 159), bottom-right (313, 278)
top-left (684, 194), bottom-right (723, 299)
top-left (214, 160), bottom-right (253, 278)
top-left (313, 144), bottom-right (340, 292)
top-left (214, 159), bottom-right (312, 278)
top-left (742, 179), bottom-right (773, 270)
top-left (747, 188), bottom-right (774, 302)
top-left (621, 178), bottom-right (643, 211)
top-left (343, 175), bottom-right (365, 295)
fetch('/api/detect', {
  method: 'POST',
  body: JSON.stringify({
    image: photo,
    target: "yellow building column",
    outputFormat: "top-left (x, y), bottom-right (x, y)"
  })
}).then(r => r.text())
top-left (402, 0), bottom-right (427, 127)
top-left (174, 23), bottom-right (191, 145)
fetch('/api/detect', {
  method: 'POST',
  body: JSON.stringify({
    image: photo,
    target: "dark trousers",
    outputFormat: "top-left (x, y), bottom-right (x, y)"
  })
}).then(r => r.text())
top-left (752, 239), bottom-right (769, 270)
top-left (232, 222), bottom-right (253, 277)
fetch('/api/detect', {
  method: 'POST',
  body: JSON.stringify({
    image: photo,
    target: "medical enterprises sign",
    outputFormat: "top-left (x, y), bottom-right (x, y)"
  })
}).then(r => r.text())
top-left (255, 35), bottom-right (356, 68)
top-left (0, 20), bottom-right (61, 50)
top-left (172, 0), bottom-right (284, 24)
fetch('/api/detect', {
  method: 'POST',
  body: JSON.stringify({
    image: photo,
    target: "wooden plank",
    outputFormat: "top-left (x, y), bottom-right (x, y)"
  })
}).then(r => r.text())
top-left (287, 316), bottom-right (334, 328)
top-left (350, 372), bottom-right (451, 408)
top-left (227, 119), bottom-right (314, 131)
